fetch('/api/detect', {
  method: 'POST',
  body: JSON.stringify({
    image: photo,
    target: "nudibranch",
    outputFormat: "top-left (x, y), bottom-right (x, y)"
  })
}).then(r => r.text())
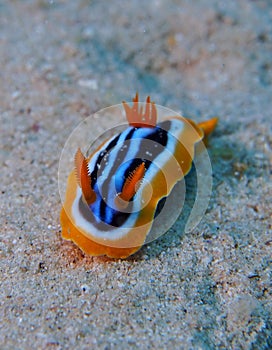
top-left (60, 94), bottom-right (217, 258)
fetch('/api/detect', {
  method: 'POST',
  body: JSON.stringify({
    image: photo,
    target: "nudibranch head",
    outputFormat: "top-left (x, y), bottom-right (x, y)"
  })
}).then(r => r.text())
top-left (59, 94), bottom-right (218, 258)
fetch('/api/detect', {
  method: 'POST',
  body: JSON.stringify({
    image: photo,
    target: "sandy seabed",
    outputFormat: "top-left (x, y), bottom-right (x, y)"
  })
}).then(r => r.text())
top-left (1, 1), bottom-right (271, 349)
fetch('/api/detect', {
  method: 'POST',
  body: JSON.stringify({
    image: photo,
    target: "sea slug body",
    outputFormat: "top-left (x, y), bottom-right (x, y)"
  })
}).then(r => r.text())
top-left (60, 93), bottom-right (217, 258)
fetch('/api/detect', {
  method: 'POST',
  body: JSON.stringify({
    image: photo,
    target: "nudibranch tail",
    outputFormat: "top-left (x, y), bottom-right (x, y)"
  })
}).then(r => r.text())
top-left (74, 148), bottom-right (96, 205)
top-left (122, 93), bottom-right (157, 128)
top-left (198, 117), bottom-right (218, 140)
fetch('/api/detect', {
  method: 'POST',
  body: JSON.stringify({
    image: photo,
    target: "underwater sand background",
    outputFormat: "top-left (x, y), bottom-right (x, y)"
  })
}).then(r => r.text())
top-left (1, 0), bottom-right (271, 349)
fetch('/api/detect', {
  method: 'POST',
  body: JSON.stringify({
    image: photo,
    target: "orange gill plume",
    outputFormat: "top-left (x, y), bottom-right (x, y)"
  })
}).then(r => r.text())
top-left (122, 93), bottom-right (157, 128)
